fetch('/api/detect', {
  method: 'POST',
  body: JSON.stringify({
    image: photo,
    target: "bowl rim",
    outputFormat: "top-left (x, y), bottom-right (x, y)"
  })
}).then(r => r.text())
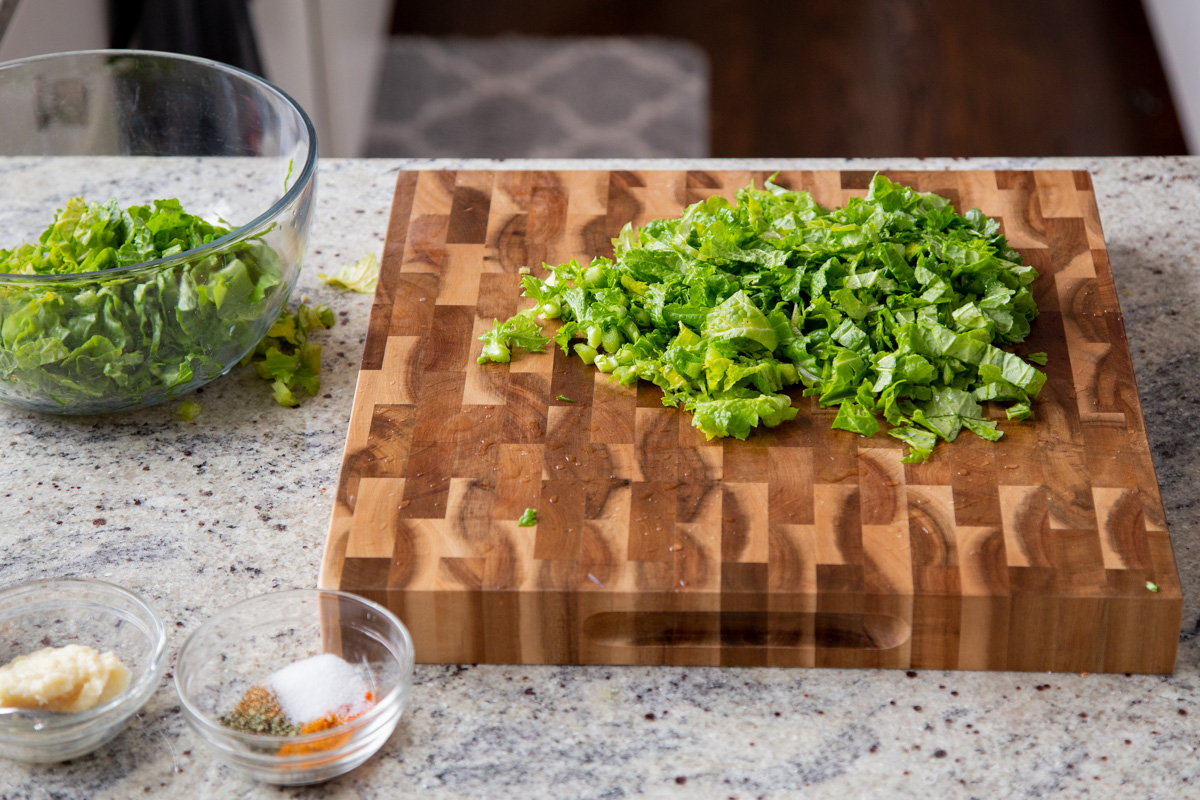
top-left (0, 48), bottom-right (318, 283)
top-left (0, 577), bottom-right (169, 733)
top-left (174, 588), bottom-right (414, 754)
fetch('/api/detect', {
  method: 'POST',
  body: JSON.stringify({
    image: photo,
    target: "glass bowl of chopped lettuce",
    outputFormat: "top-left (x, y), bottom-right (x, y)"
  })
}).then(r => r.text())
top-left (174, 589), bottom-right (414, 785)
top-left (0, 50), bottom-right (316, 414)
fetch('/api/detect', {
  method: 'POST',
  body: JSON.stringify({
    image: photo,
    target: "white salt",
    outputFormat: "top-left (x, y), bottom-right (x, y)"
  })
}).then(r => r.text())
top-left (265, 653), bottom-right (370, 725)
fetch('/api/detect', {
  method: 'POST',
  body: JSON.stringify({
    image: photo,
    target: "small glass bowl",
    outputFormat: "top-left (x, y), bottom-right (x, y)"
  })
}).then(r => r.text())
top-left (175, 589), bottom-right (414, 785)
top-left (0, 578), bottom-right (168, 763)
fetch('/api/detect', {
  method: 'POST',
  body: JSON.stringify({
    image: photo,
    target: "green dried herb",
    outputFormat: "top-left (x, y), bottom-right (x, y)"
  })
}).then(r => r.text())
top-left (219, 685), bottom-right (299, 736)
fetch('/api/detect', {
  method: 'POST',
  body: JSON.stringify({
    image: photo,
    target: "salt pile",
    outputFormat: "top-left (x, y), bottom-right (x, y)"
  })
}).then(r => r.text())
top-left (265, 653), bottom-right (370, 724)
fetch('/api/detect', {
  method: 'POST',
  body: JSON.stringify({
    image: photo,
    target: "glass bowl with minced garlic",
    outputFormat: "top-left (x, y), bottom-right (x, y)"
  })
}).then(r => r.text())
top-left (0, 578), bottom-right (168, 762)
top-left (174, 589), bottom-right (414, 785)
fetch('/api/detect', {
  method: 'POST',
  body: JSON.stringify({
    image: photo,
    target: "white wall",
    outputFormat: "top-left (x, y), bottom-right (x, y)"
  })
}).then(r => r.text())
top-left (0, 0), bottom-right (391, 158)
top-left (250, 0), bottom-right (392, 157)
top-left (0, 0), bottom-right (107, 62)
top-left (1142, 0), bottom-right (1200, 154)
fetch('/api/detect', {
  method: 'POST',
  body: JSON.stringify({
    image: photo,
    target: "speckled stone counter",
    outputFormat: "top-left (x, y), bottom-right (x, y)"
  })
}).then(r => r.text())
top-left (2, 157), bottom-right (1199, 800)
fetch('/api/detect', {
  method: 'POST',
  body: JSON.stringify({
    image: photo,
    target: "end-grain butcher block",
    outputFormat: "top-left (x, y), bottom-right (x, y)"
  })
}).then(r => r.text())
top-left (321, 169), bottom-right (1180, 673)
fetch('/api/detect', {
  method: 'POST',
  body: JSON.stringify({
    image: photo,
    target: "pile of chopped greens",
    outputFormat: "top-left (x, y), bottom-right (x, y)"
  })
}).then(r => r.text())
top-left (478, 174), bottom-right (1046, 462)
top-left (0, 197), bottom-right (285, 410)
top-left (242, 302), bottom-right (334, 407)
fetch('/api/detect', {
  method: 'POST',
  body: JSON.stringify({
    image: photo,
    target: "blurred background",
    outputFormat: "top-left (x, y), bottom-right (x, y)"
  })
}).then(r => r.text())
top-left (0, 0), bottom-right (1196, 159)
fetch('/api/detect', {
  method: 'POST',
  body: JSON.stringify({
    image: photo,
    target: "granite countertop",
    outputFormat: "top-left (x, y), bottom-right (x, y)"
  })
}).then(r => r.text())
top-left (1, 157), bottom-right (1199, 799)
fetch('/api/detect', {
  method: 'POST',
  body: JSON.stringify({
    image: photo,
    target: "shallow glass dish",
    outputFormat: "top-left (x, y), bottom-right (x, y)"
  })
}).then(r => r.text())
top-left (175, 589), bottom-right (414, 785)
top-left (0, 578), bottom-right (168, 763)
top-left (0, 49), bottom-right (316, 414)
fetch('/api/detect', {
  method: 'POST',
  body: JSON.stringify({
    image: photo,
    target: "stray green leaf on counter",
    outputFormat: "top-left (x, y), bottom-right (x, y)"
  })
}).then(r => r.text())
top-left (176, 400), bottom-right (202, 421)
top-left (319, 253), bottom-right (379, 293)
top-left (242, 303), bottom-right (334, 407)
top-left (1146, 580), bottom-right (1159, 593)
top-left (477, 174), bottom-right (1046, 462)
top-left (517, 508), bottom-right (538, 526)
top-left (556, 395), bottom-right (574, 402)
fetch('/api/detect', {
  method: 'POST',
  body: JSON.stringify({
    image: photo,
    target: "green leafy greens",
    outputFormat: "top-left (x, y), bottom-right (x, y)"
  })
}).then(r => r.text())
top-left (176, 400), bottom-right (202, 421)
top-left (319, 253), bottom-right (380, 294)
top-left (242, 302), bottom-right (334, 407)
top-left (477, 174), bottom-right (1045, 462)
top-left (0, 197), bottom-right (284, 410)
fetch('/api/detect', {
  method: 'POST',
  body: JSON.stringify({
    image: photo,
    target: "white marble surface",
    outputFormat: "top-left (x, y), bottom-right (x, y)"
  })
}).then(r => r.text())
top-left (2, 157), bottom-right (1200, 799)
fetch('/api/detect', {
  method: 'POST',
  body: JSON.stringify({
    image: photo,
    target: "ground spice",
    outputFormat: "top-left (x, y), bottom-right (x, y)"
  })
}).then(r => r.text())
top-left (276, 693), bottom-right (375, 758)
top-left (219, 685), bottom-right (299, 736)
top-left (219, 653), bottom-right (379, 757)
top-left (299, 692), bottom-right (373, 734)
top-left (297, 714), bottom-right (341, 735)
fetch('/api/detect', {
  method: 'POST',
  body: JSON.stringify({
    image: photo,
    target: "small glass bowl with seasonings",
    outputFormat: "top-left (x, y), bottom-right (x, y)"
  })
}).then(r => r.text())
top-left (174, 589), bottom-right (414, 785)
top-left (0, 578), bottom-right (168, 763)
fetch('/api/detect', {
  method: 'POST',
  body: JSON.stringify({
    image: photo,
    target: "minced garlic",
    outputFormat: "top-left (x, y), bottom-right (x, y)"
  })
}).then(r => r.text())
top-left (0, 644), bottom-right (130, 712)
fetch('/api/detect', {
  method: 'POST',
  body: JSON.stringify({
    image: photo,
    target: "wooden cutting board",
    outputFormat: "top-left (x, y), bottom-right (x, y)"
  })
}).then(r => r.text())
top-left (320, 169), bottom-right (1181, 673)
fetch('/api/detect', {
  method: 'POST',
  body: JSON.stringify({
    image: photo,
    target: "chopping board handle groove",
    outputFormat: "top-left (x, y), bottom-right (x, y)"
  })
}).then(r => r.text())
top-left (581, 610), bottom-right (911, 652)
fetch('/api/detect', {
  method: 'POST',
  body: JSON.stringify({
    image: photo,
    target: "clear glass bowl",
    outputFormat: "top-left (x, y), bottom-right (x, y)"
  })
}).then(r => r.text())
top-left (0, 49), bottom-right (317, 414)
top-left (174, 590), bottom-right (414, 785)
top-left (0, 578), bottom-right (168, 763)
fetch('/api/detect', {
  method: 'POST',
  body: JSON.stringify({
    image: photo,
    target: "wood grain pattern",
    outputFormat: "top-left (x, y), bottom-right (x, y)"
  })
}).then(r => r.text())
top-left (322, 170), bottom-right (1181, 673)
